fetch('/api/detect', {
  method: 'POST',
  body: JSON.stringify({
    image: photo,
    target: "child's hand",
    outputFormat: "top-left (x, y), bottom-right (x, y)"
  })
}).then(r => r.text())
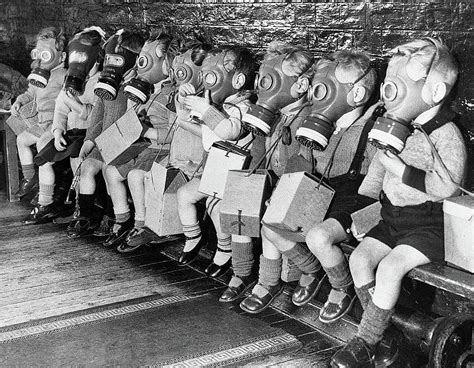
top-left (10, 101), bottom-right (22, 116)
top-left (362, 101), bottom-right (384, 121)
top-left (66, 91), bottom-right (84, 114)
top-left (53, 129), bottom-right (67, 151)
top-left (350, 223), bottom-right (365, 242)
top-left (178, 83), bottom-right (196, 101)
top-left (78, 140), bottom-right (94, 161)
top-left (184, 90), bottom-right (211, 118)
top-left (379, 150), bottom-right (406, 177)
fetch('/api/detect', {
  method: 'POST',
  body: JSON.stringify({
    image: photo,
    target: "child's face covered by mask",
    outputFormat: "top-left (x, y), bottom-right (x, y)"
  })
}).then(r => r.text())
top-left (27, 39), bottom-right (64, 88)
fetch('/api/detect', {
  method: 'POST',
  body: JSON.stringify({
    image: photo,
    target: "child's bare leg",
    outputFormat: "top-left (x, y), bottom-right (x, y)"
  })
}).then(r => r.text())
top-left (80, 158), bottom-right (103, 195)
top-left (38, 162), bottom-right (55, 206)
top-left (105, 165), bottom-right (130, 229)
top-left (127, 169), bottom-right (146, 229)
top-left (17, 131), bottom-right (38, 166)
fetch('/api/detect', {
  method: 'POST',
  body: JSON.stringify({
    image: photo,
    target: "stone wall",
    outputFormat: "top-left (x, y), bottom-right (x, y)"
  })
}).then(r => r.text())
top-left (1, 0), bottom-right (473, 186)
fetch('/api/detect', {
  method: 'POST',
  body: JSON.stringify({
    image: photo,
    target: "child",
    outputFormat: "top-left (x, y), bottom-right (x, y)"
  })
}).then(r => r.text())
top-left (23, 27), bottom-right (105, 224)
top-left (66, 29), bottom-right (145, 238)
top-left (176, 46), bottom-right (257, 275)
top-left (9, 27), bottom-right (67, 198)
top-left (103, 33), bottom-right (181, 249)
top-left (219, 43), bottom-right (315, 303)
top-left (331, 38), bottom-right (467, 367)
top-left (117, 40), bottom-right (212, 252)
top-left (239, 51), bottom-right (378, 317)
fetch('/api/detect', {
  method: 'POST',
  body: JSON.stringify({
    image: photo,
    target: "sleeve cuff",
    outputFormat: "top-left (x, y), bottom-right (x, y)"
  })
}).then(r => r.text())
top-left (402, 165), bottom-right (427, 192)
top-left (201, 105), bottom-right (228, 131)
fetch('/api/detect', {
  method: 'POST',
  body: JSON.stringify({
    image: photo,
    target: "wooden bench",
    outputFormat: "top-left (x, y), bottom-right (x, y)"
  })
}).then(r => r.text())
top-left (0, 112), bottom-right (20, 201)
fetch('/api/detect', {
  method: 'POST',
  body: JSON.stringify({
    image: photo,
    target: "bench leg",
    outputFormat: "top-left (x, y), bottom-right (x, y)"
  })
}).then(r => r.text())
top-left (3, 123), bottom-right (20, 202)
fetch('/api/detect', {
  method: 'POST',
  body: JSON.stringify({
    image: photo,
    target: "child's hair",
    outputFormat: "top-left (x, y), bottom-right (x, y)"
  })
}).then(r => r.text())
top-left (113, 30), bottom-right (145, 55)
top-left (214, 46), bottom-right (257, 91)
top-left (330, 50), bottom-right (377, 94)
top-left (36, 26), bottom-right (68, 52)
top-left (265, 41), bottom-right (314, 79)
top-left (390, 37), bottom-right (458, 96)
top-left (148, 32), bottom-right (181, 70)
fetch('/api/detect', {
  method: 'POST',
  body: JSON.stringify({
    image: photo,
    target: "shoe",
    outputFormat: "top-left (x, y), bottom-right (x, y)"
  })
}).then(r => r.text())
top-left (292, 271), bottom-right (327, 307)
top-left (102, 217), bottom-right (134, 248)
top-left (117, 227), bottom-right (180, 253)
top-left (205, 258), bottom-right (232, 278)
top-left (23, 203), bottom-right (59, 225)
top-left (319, 285), bottom-right (356, 324)
top-left (240, 283), bottom-right (284, 314)
top-left (331, 337), bottom-right (375, 368)
top-left (178, 234), bottom-right (208, 266)
top-left (15, 174), bottom-right (39, 197)
top-left (219, 275), bottom-right (257, 303)
top-left (66, 217), bottom-right (97, 238)
top-left (93, 215), bottom-right (114, 237)
top-left (375, 328), bottom-right (399, 366)
top-left (30, 192), bottom-right (39, 206)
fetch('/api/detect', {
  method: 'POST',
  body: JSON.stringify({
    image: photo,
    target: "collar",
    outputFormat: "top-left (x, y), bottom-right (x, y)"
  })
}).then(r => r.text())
top-left (413, 105), bottom-right (442, 126)
top-left (280, 96), bottom-right (307, 116)
top-left (336, 107), bottom-right (364, 129)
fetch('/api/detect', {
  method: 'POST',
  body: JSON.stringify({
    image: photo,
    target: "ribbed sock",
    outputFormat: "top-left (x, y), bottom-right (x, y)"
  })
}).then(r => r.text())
top-left (78, 194), bottom-right (95, 219)
top-left (134, 219), bottom-right (145, 229)
top-left (355, 280), bottom-right (376, 310)
top-left (282, 242), bottom-right (321, 275)
top-left (357, 299), bottom-right (394, 346)
top-left (113, 211), bottom-right (130, 232)
top-left (22, 164), bottom-right (36, 180)
top-left (324, 258), bottom-right (353, 290)
top-left (183, 222), bottom-right (202, 252)
top-left (38, 183), bottom-right (55, 206)
top-left (258, 255), bottom-right (282, 288)
top-left (214, 235), bottom-right (231, 266)
top-left (232, 241), bottom-right (254, 278)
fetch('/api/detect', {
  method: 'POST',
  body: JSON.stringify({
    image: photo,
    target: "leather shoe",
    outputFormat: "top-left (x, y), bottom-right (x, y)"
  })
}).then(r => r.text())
top-left (23, 203), bottom-right (59, 225)
top-left (178, 235), bottom-right (208, 266)
top-left (103, 217), bottom-right (133, 248)
top-left (240, 283), bottom-right (284, 314)
top-left (66, 217), bottom-right (98, 238)
top-left (15, 174), bottom-right (39, 197)
top-left (319, 285), bottom-right (356, 324)
top-left (331, 337), bottom-right (375, 368)
top-left (93, 215), bottom-right (114, 237)
top-left (375, 328), bottom-right (399, 366)
top-left (205, 258), bottom-right (232, 278)
top-left (219, 275), bottom-right (257, 303)
top-left (292, 271), bottom-right (327, 307)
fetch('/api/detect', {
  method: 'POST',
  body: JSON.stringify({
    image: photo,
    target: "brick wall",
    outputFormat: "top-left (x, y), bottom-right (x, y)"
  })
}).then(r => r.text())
top-left (1, 0), bottom-right (473, 186)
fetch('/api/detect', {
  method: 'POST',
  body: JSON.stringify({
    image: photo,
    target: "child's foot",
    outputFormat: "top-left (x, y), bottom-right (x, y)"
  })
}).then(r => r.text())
top-left (178, 234), bottom-right (206, 266)
top-left (66, 217), bottom-right (98, 238)
top-left (330, 337), bottom-right (375, 368)
top-left (23, 203), bottom-right (59, 225)
top-left (240, 283), bottom-right (284, 314)
top-left (204, 247), bottom-right (232, 278)
top-left (93, 215), bottom-right (114, 237)
top-left (292, 270), bottom-right (327, 307)
top-left (219, 275), bottom-right (257, 303)
top-left (103, 217), bottom-right (134, 248)
top-left (319, 285), bottom-right (356, 324)
top-left (15, 174), bottom-right (39, 197)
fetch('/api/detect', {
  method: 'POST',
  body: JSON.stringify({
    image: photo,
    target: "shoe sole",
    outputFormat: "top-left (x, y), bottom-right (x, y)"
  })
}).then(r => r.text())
top-left (292, 274), bottom-right (327, 307)
top-left (219, 280), bottom-right (257, 303)
top-left (116, 243), bottom-right (142, 254)
top-left (318, 294), bottom-right (357, 324)
top-left (103, 231), bottom-right (130, 248)
top-left (375, 348), bottom-right (399, 367)
top-left (239, 285), bottom-right (284, 314)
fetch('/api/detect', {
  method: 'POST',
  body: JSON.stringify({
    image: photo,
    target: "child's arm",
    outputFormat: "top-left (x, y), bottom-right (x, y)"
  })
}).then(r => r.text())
top-left (358, 150), bottom-right (386, 200)
top-left (51, 90), bottom-right (71, 151)
top-left (10, 86), bottom-right (35, 116)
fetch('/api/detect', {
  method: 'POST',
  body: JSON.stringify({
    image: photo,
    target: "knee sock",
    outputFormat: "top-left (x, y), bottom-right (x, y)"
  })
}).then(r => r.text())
top-left (78, 194), bottom-right (95, 219)
top-left (21, 164), bottom-right (36, 180)
top-left (282, 243), bottom-right (321, 275)
top-left (355, 280), bottom-right (376, 310)
top-left (113, 211), bottom-right (130, 232)
top-left (183, 221), bottom-right (202, 252)
top-left (213, 235), bottom-right (232, 265)
top-left (324, 258), bottom-right (353, 290)
top-left (258, 255), bottom-right (282, 288)
top-left (38, 183), bottom-right (55, 206)
top-left (357, 299), bottom-right (394, 346)
top-left (232, 240), bottom-right (254, 278)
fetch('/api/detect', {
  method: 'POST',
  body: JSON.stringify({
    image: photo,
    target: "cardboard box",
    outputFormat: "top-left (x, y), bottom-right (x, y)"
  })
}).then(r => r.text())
top-left (144, 162), bottom-right (188, 237)
top-left (95, 108), bottom-right (150, 166)
top-left (220, 169), bottom-right (277, 237)
top-left (198, 141), bottom-right (252, 199)
top-left (262, 171), bottom-right (335, 243)
top-left (351, 201), bottom-right (382, 235)
top-left (5, 101), bottom-right (39, 135)
top-left (443, 196), bottom-right (474, 273)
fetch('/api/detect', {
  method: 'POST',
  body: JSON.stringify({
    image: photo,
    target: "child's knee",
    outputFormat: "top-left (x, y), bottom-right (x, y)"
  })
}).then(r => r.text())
top-left (81, 159), bottom-right (99, 178)
top-left (261, 225), bottom-right (283, 245)
top-left (305, 225), bottom-right (331, 253)
top-left (349, 245), bottom-right (372, 273)
top-left (127, 169), bottom-right (144, 184)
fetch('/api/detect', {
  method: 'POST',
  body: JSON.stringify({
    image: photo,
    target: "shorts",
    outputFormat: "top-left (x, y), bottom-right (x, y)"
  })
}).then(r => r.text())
top-left (366, 191), bottom-right (444, 261)
top-left (34, 129), bottom-right (86, 166)
top-left (87, 146), bottom-right (103, 162)
top-left (115, 148), bottom-right (167, 178)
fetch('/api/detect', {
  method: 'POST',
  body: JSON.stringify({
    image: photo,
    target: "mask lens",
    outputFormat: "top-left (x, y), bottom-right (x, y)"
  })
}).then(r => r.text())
top-left (175, 67), bottom-right (187, 82)
top-left (382, 81), bottom-right (397, 102)
top-left (260, 75), bottom-right (273, 90)
top-left (31, 49), bottom-right (40, 60)
top-left (137, 56), bottom-right (148, 69)
top-left (203, 71), bottom-right (217, 87)
top-left (105, 54), bottom-right (124, 67)
top-left (312, 83), bottom-right (327, 101)
top-left (40, 50), bottom-right (53, 62)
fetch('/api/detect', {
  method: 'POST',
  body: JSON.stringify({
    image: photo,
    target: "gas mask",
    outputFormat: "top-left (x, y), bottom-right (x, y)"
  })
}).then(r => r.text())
top-left (94, 30), bottom-right (141, 100)
top-left (200, 51), bottom-right (238, 106)
top-left (242, 55), bottom-right (301, 136)
top-left (171, 49), bottom-right (203, 89)
top-left (27, 38), bottom-right (63, 88)
top-left (123, 40), bottom-right (170, 104)
top-left (64, 28), bottom-right (104, 96)
top-left (296, 61), bottom-right (371, 151)
top-left (368, 49), bottom-right (438, 154)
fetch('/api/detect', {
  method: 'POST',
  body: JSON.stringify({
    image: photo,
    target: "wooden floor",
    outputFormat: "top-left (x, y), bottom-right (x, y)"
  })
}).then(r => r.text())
top-left (0, 199), bottom-right (345, 367)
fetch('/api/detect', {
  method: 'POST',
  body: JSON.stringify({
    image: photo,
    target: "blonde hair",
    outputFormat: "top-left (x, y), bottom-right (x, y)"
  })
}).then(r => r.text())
top-left (330, 50), bottom-right (377, 94)
top-left (265, 41), bottom-right (314, 78)
top-left (36, 26), bottom-right (67, 52)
